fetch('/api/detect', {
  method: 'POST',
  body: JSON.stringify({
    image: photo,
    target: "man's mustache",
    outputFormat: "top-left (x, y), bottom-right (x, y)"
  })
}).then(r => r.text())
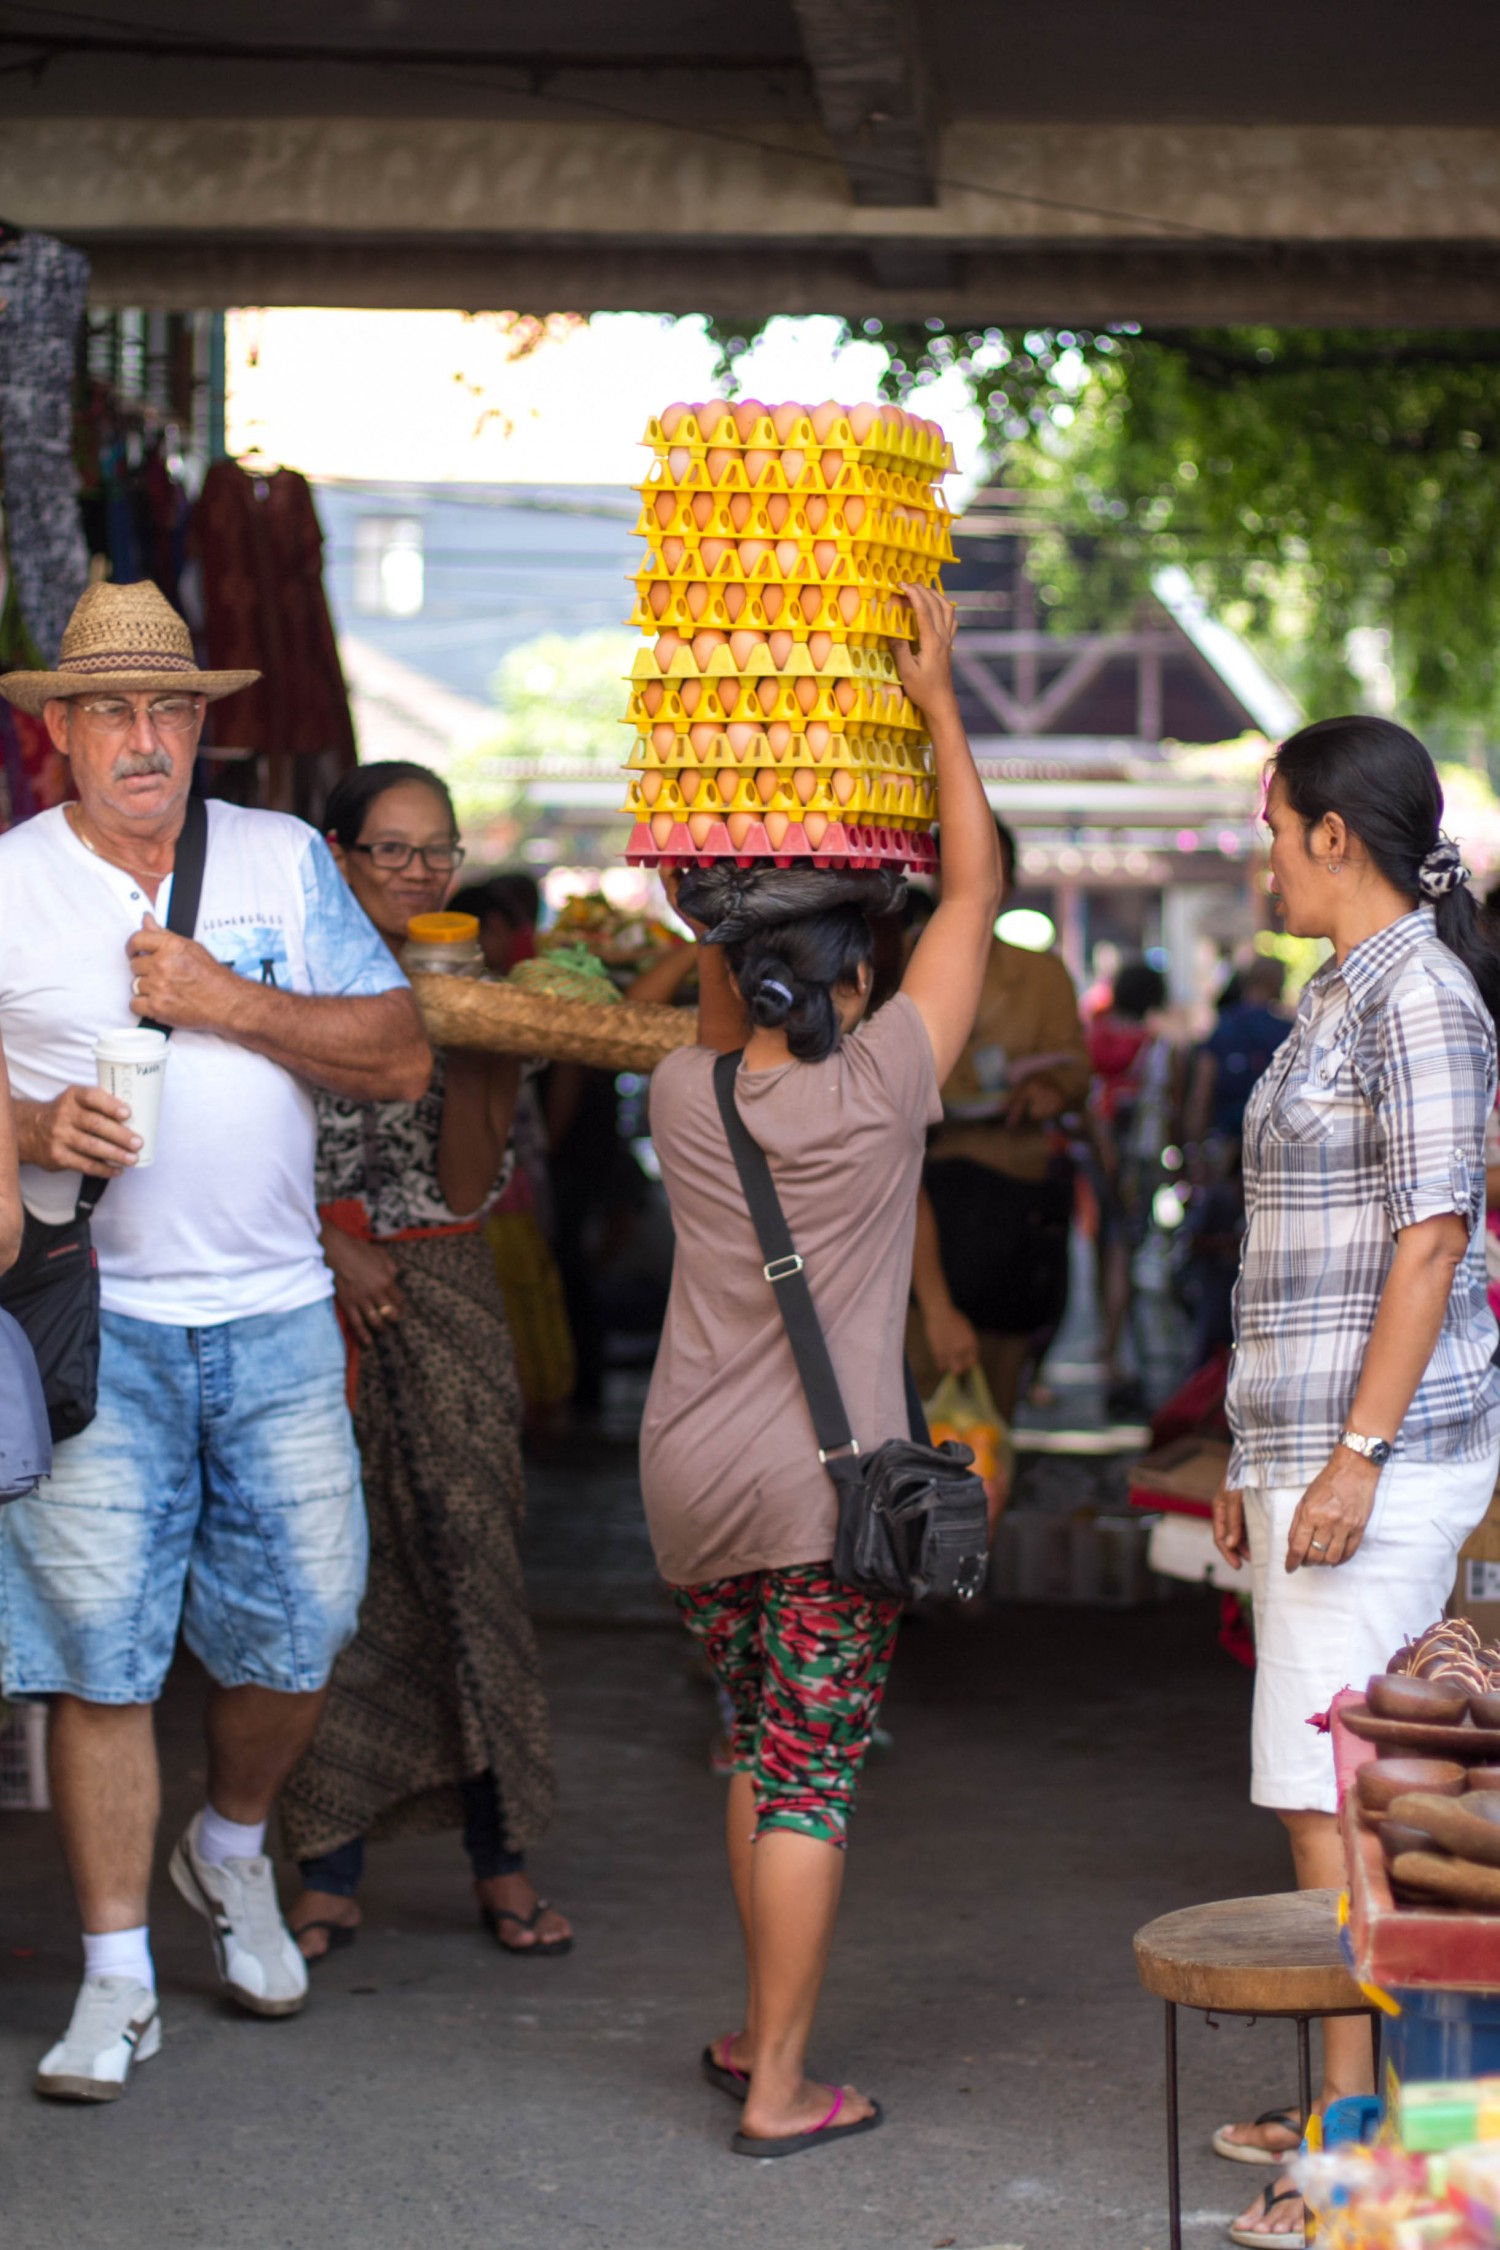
top-left (112, 750), bottom-right (174, 780)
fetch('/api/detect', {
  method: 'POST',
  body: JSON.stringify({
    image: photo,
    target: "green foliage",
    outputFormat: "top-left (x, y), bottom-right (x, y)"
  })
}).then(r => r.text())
top-left (707, 316), bottom-right (1500, 748)
top-left (445, 628), bottom-right (636, 827)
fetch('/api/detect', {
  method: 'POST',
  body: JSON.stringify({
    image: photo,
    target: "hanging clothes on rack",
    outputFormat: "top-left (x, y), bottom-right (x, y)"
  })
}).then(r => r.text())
top-left (193, 459), bottom-right (355, 769)
top-left (0, 228), bottom-right (90, 663)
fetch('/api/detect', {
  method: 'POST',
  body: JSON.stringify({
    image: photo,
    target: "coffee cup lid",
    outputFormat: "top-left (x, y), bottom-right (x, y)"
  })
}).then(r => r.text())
top-left (94, 1027), bottom-right (170, 1058)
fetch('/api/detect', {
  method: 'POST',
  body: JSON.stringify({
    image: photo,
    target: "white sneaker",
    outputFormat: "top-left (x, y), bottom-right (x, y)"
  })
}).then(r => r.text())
top-left (35, 1975), bottom-right (161, 2102)
top-left (168, 1813), bottom-right (309, 2018)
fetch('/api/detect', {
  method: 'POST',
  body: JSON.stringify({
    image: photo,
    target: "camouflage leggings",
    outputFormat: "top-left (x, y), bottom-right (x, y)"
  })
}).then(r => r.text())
top-left (672, 1563), bottom-right (901, 1848)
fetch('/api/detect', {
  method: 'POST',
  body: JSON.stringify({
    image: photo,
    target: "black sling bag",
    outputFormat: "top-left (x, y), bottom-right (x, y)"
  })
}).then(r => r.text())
top-left (0, 794), bottom-right (208, 1442)
top-left (711, 1050), bottom-right (991, 1604)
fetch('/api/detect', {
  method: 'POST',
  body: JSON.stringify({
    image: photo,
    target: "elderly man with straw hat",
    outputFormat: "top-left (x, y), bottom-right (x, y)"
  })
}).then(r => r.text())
top-left (0, 581), bottom-right (431, 2102)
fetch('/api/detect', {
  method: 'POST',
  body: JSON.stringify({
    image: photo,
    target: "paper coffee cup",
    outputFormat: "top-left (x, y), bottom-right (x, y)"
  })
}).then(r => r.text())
top-left (93, 1028), bottom-right (170, 1168)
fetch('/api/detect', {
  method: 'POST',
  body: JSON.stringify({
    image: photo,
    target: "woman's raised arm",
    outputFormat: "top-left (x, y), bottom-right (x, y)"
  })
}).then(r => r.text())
top-left (898, 584), bottom-right (1004, 1082)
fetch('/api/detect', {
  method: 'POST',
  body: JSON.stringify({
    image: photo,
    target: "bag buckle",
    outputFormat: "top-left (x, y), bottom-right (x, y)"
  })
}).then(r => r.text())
top-left (763, 1254), bottom-right (804, 1284)
top-left (818, 1440), bottom-right (861, 1465)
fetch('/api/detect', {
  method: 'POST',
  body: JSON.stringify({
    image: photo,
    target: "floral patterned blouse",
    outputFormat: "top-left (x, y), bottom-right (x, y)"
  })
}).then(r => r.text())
top-left (315, 1052), bottom-right (513, 1237)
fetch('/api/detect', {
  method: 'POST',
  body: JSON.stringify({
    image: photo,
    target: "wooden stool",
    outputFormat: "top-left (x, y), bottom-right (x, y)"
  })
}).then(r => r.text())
top-left (1134, 1890), bottom-right (1375, 2250)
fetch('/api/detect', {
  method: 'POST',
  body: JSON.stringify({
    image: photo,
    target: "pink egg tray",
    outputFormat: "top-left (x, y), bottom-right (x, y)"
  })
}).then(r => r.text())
top-left (624, 819), bottom-right (937, 874)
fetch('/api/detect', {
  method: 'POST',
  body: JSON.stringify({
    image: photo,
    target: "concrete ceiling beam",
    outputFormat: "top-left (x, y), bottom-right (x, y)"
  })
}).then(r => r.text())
top-left (789, 0), bottom-right (938, 206)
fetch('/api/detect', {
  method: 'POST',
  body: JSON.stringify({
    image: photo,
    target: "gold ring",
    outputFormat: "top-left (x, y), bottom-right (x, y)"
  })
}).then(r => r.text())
top-left (376, 1303), bottom-right (396, 1320)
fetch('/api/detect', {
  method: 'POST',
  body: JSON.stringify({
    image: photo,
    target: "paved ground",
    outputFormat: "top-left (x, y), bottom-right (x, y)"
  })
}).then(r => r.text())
top-left (0, 1412), bottom-right (1302, 2250)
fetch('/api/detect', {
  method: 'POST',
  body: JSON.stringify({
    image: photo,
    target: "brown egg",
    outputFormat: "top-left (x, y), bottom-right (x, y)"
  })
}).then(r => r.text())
top-left (728, 492), bottom-right (754, 530)
top-left (837, 586), bottom-right (862, 622)
top-left (772, 403), bottom-right (804, 441)
top-left (833, 770), bottom-right (856, 804)
top-left (691, 628), bottom-right (726, 667)
top-left (651, 722), bottom-right (677, 756)
top-left (667, 445), bottom-right (694, 481)
top-left (766, 493), bottom-right (791, 530)
top-left (688, 812), bottom-right (717, 847)
top-left (799, 587), bottom-right (824, 624)
top-left (765, 811), bottom-right (791, 847)
top-left (727, 722), bottom-right (763, 760)
top-left (685, 582), bottom-right (711, 620)
top-left (654, 630), bottom-right (682, 672)
top-left (756, 677), bottom-right (780, 714)
top-left (793, 768), bottom-right (817, 804)
top-left (805, 495), bottom-right (828, 531)
top-left (767, 720), bottom-right (793, 756)
top-left (810, 401), bottom-right (843, 441)
top-left (649, 812), bottom-right (675, 847)
top-left (722, 584), bottom-right (747, 621)
top-left (688, 722), bottom-right (719, 757)
top-left (652, 492), bottom-right (676, 528)
top-left (648, 582), bottom-right (671, 618)
top-left (819, 448), bottom-right (844, 481)
top-left (843, 497), bottom-right (867, 534)
top-left (733, 399), bottom-right (765, 440)
top-left (706, 448), bottom-right (736, 485)
top-left (639, 772), bottom-right (664, 805)
top-left (700, 397), bottom-right (733, 436)
top-left (717, 679), bottom-right (740, 715)
top-left (834, 678), bottom-right (858, 713)
top-left (781, 449), bottom-right (806, 485)
top-left (717, 767), bottom-right (740, 801)
top-left (805, 721), bottom-right (832, 757)
top-left (775, 539), bottom-right (802, 576)
top-left (807, 632), bottom-right (833, 667)
top-left (747, 448), bottom-right (779, 487)
top-left (740, 540), bottom-right (770, 572)
top-left (794, 677), bottom-right (818, 714)
top-left (700, 537), bottom-right (731, 570)
top-left (679, 678), bottom-right (701, 714)
top-left (804, 812), bottom-right (830, 847)
top-left (679, 770), bottom-right (701, 805)
top-left (761, 585), bottom-right (785, 621)
top-left (641, 681), bottom-right (664, 715)
top-left (659, 402), bottom-right (690, 437)
top-left (768, 630), bottom-right (795, 668)
top-left (690, 491), bottom-right (714, 530)
top-left (661, 536), bottom-right (685, 572)
top-left (849, 402), bottom-right (880, 441)
top-left (813, 540), bottom-right (839, 579)
top-left (728, 629), bottom-right (763, 669)
top-left (754, 768), bottom-right (778, 805)
top-left (727, 812), bottom-right (758, 849)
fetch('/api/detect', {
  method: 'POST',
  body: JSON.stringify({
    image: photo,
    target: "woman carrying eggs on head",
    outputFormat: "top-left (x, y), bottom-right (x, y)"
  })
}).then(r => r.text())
top-left (640, 582), bottom-right (1002, 2159)
top-left (1211, 717), bottom-right (1500, 2249)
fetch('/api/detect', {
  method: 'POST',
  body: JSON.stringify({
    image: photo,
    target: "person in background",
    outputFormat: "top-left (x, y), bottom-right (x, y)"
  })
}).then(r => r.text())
top-left (1185, 954), bottom-right (1293, 1148)
top-left (280, 763), bottom-right (571, 1964)
top-left (643, 581), bottom-right (1001, 2158)
top-left (0, 582), bottom-right (429, 2103)
top-left (909, 818), bottom-right (1090, 1423)
top-left (1088, 960), bottom-right (1170, 1418)
top-left (1212, 718), bottom-right (1500, 2244)
top-left (447, 871), bottom-right (540, 979)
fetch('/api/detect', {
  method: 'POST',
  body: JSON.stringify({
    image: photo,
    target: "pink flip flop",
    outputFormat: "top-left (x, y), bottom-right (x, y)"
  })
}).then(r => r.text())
top-left (701, 2034), bottom-right (749, 2102)
top-left (731, 2087), bottom-right (884, 2159)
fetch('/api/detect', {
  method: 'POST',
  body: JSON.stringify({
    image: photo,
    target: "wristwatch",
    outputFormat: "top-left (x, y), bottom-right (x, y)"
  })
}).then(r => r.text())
top-left (1339, 1428), bottom-right (1394, 1468)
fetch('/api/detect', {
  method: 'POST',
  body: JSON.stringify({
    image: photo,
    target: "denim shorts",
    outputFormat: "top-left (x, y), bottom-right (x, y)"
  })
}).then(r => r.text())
top-left (0, 1298), bottom-right (367, 1704)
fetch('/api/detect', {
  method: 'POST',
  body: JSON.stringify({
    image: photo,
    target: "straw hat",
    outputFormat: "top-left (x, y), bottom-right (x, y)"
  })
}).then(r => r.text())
top-left (0, 581), bottom-right (260, 716)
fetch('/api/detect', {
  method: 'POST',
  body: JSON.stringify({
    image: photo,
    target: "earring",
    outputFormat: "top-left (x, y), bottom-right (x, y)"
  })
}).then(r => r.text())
top-left (1328, 860), bottom-right (1341, 875)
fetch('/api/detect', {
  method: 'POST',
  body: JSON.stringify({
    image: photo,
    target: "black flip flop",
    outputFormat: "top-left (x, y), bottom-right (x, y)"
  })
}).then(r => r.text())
top-left (294, 1918), bottom-right (358, 1964)
top-left (702, 2040), bottom-right (749, 2101)
top-left (731, 2094), bottom-right (883, 2160)
top-left (479, 1901), bottom-right (574, 1957)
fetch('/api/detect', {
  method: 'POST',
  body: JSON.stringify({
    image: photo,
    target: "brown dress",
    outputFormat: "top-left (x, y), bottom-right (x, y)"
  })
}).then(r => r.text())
top-left (278, 1078), bottom-right (556, 1862)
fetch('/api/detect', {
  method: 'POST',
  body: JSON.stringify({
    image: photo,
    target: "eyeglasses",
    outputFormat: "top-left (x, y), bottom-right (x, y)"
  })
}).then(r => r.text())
top-left (72, 695), bottom-right (204, 734)
top-left (350, 841), bottom-right (467, 873)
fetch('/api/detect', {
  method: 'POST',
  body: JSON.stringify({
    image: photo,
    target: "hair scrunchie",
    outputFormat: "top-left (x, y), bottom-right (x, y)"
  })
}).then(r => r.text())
top-left (1418, 836), bottom-right (1469, 899)
top-left (759, 978), bottom-right (795, 1006)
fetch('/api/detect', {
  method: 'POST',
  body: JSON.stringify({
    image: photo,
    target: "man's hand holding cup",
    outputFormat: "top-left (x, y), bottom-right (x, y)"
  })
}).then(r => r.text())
top-left (18, 1083), bottom-right (142, 1178)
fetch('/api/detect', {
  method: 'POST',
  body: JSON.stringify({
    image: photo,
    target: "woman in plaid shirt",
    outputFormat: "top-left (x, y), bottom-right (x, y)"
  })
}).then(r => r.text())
top-left (1212, 717), bottom-right (1500, 2243)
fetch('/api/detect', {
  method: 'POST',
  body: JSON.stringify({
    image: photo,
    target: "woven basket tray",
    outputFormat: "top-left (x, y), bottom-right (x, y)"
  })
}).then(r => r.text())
top-left (411, 974), bottom-right (697, 1072)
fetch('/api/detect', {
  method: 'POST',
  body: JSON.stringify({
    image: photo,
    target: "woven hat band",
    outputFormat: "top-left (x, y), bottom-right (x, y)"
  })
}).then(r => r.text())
top-left (65, 650), bottom-right (198, 677)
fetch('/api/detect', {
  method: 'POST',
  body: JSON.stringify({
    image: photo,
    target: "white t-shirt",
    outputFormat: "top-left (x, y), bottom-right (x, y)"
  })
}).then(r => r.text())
top-left (0, 802), bottom-right (407, 1325)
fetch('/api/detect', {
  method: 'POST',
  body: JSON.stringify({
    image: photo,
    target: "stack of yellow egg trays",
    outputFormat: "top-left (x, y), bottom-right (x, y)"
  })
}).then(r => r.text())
top-left (621, 400), bottom-right (954, 872)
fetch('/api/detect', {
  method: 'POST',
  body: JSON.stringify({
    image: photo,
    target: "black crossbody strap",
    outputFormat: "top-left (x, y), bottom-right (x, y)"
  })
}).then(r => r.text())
top-left (77, 793), bottom-right (209, 1218)
top-left (711, 1050), bottom-right (858, 1466)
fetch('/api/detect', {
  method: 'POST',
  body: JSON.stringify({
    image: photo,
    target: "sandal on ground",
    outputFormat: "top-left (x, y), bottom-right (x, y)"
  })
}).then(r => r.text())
top-left (1227, 2184), bottom-right (1305, 2248)
top-left (1212, 2108), bottom-right (1304, 2164)
top-left (479, 1901), bottom-right (573, 1958)
top-left (731, 2089), bottom-right (883, 2160)
top-left (292, 1919), bottom-right (358, 1965)
top-left (701, 2035), bottom-right (749, 2102)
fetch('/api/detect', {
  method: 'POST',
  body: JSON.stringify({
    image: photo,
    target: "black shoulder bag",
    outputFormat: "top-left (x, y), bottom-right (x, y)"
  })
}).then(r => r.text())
top-left (0, 794), bottom-right (208, 1445)
top-left (712, 1050), bottom-right (991, 1604)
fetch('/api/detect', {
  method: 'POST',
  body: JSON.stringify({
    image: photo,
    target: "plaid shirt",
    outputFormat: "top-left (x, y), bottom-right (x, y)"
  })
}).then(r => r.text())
top-left (1228, 907), bottom-right (1500, 1486)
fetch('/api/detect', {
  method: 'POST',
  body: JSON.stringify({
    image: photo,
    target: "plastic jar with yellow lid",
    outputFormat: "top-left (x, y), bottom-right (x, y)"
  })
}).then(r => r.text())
top-left (404, 912), bottom-right (485, 978)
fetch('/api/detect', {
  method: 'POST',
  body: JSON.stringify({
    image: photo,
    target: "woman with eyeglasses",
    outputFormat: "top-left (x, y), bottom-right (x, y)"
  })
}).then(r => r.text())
top-left (279, 762), bottom-right (572, 1963)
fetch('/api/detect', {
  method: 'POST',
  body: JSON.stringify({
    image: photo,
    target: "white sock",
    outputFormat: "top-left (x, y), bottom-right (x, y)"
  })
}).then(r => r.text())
top-left (82, 1926), bottom-right (155, 1992)
top-left (196, 1803), bottom-right (267, 1866)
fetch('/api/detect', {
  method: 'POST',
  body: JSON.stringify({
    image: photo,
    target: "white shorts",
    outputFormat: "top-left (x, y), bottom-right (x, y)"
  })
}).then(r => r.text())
top-left (1244, 1449), bottom-right (1500, 1813)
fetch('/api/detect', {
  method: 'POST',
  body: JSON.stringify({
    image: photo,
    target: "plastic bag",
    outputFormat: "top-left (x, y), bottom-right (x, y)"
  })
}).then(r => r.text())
top-left (923, 1366), bottom-right (1013, 1517)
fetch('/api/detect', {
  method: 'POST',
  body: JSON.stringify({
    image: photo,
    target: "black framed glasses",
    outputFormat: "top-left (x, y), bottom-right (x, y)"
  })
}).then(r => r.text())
top-left (350, 841), bottom-right (466, 873)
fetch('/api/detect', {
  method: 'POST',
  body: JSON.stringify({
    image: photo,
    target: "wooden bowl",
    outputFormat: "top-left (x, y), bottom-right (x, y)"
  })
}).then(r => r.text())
top-left (1468, 1768), bottom-right (1500, 1793)
top-left (1471, 1693), bottom-right (1500, 1729)
top-left (1356, 1758), bottom-right (1466, 1814)
top-left (1366, 1673), bottom-right (1470, 1724)
top-left (1381, 1818), bottom-right (1439, 1860)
